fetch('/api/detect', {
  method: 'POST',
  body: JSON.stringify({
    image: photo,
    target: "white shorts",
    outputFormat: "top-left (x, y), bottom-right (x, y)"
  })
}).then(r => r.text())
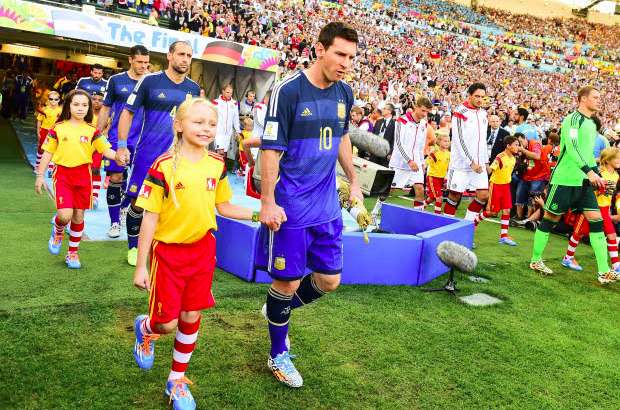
top-left (391, 168), bottom-right (424, 188)
top-left (446, 168), bottom-right (489, 193)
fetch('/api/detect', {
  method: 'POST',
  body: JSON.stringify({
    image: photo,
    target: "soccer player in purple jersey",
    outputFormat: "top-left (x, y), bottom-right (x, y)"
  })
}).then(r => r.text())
top-left (96, 45), bottom-right (150, 239)
top-left (115, 41), bottom-right (200, 266)
top-left (258, 22), bottom-right (362, 388)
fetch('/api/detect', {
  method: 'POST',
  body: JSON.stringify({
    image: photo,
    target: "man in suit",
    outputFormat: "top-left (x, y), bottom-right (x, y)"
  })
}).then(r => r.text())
top-left (371, 103), bottom-right (395, 166)
top-left (488, 114), bottom-right (510, 163)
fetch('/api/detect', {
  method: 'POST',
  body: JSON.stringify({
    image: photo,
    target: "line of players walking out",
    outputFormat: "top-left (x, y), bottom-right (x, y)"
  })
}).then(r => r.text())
top-left (31, 21), bottom-right (619, 410)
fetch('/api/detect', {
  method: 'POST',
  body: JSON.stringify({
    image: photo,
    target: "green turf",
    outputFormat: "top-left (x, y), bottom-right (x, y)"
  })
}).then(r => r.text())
top-left (1, 118), bottom-right (619, 409)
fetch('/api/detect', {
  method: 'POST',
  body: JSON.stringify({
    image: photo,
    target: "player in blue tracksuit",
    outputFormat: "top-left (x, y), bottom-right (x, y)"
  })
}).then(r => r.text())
top-left (258, 22), bottom-right (361, 388)
top-left (115, 40), bottom-right (200, 266)
top-left (96, 45), bottom-right (150, 239)
top-left (76, 64), bottom-right (108, 96)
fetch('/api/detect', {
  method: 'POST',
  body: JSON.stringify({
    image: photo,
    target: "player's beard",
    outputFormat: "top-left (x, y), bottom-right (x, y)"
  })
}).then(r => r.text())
top-left (171, 63), bottom-right (189, 75)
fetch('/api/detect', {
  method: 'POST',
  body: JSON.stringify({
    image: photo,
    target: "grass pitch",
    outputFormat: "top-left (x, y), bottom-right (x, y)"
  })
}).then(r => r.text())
top-left (1, 119), bottom-right (619, 409)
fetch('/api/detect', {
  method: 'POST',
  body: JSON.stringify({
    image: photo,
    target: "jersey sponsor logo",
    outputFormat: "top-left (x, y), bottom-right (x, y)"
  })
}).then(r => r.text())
top-left (139, 184), bottom-right (152, 199)
top-left (301, 107), bottom-right (312, 117)
top-left (274, 256), bottom-right (286, 270)
top-left (158, 92), bottom-right (166, 99)
top-left (206, 178), bottom-right (216, 191)
top-left (80, 136), bottom-right (89, 143)
top-left (175, 182), bottom-right (185, 190)
top-left (129, 184), bottom-right (139, 193)
top-left (337, 103), bottom-right (346, 120)
top-left (263, 121), bottom-right (278, 141)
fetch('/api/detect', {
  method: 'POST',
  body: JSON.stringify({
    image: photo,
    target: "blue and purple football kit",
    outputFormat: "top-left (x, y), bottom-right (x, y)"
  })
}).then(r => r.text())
top-left (124, 71), bottom-right (200, 198)
top-left (102, 72), bottom-right (144, 173)
top-left (76, 76), bottom-right (108, 95)
top-left (259, 71), bottom-right (354, 281)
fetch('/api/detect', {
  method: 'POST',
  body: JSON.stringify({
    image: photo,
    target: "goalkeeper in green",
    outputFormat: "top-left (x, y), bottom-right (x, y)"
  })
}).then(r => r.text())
top-left (530, 86), bottom-right (617, 284)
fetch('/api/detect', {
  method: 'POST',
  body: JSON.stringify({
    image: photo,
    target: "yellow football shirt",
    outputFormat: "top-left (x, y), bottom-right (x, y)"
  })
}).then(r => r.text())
top-left (136, 152), bottom-right (233, 244)
top-left (596, 168), bottom-right (619, 207)
top-left (239, 130), bottom-right (252, 152)
top-left (42, 120), bottom-right (111, 167)
top-left (38, 106), bottom-right (62, 130)
top-left (426, 149), bottom-right (450, 178)
top-left (490, 152), bottom-right (516, 184)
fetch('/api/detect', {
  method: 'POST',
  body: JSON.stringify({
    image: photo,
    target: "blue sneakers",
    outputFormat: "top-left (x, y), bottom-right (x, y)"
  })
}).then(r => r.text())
top-left (65, 252), bottom-right (81, 269)
top-left (561, 256), bottom-right (583, 271)
top-left (165, 378), bottom-right (196, 410)
top-left (499, 237), bottom-right (517, 246)
top-left (48, 226), bottom-right (63, 255)
top-left (268, 351), bottom-right (303, 388)
top-left (133, 314), bottom-right (158, 370)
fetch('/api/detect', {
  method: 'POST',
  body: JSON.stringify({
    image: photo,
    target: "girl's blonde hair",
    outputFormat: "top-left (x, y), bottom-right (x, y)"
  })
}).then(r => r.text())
top-left (599, 147), bottom-right (620, 168)
top-left (168, 97), bottom-right (218, 207)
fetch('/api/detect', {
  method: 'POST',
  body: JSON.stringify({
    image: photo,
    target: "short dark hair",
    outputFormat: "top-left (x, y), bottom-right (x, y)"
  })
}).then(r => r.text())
top-left (467, 82), bottom-right (486, 95)
top-left (384, 103), bottom-right (395, 114)
top-left (92, 91), bottom-right (104, 97)
top-left (514, 132), bottom-right (526, 140)
top-left (504, 135), bottom-right (518, 147)
top-left (91, 64), bottom-right (104, 71)
top-left (517, 107), bottom-right (529, 121)
top-left (129, 45), bottom-right (149, 57)
top-left (169, 40), bottom-right (192, 53)
top-left (318, 22), bottom-right (358, 50)
top-left (245, 90), bottom-right (255, 97)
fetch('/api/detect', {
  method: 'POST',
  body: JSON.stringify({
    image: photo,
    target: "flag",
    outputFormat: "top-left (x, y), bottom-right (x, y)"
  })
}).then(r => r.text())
top-left (52, 9), bottom-right (105, 43)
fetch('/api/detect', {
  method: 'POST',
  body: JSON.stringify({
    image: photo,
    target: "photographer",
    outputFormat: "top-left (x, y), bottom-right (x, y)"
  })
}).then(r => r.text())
top-left (514, 132), bottom-right (549, 223)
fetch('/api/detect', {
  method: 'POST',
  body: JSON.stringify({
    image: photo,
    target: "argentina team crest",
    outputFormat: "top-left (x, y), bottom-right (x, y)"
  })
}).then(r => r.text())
top-left (337, 102), bottom-right (346, 120)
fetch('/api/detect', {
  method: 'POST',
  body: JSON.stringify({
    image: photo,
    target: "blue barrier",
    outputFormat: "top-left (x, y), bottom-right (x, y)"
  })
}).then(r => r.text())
top-left (216, 202), bottom-right (474, 287)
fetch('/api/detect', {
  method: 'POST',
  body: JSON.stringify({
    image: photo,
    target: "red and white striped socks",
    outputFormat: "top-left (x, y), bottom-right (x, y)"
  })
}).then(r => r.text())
top-left (36, 152), bottom-right (42, 170)
top-left (54, 215), bottom-right (67, 237)
top-left (607, 237), bottom-right (619, 266)
top-left (500, 214), bottom-right (510, 239)
top-left (169, 317), bottom-right (201, 381)
top-left (465, 198), bottom-right (485, 221)
top-left (92, 174), bottom-right (102, 203)
top-left (565, 234), bottom-right (580, 258)
top-left (68, 221), bottom-right (84, 253)
top-left (434, 199), bottom-right (442, 214)
top-left (413, 200), bottom-right (425, 210)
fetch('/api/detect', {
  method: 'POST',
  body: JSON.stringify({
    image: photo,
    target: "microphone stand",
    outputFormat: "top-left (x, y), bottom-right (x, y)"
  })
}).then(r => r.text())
top-left (423, 268), bottom-right (458, 295)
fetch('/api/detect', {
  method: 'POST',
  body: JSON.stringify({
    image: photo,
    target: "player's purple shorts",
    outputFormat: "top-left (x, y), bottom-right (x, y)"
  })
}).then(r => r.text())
top-left (126, 142), bottom-right (169, 198)
top-left (104, 144), bottom-right (135, 174)
top-left (257, 218), bottom-right (343, 281)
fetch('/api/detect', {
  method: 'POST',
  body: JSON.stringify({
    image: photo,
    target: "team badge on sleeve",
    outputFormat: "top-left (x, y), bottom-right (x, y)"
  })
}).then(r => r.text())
top-left (206, 178), bottom-right (216, 191)
top-left (263, 121), bottom-right (279, 141)
top-left (138, 184), bottom-right (152, 199)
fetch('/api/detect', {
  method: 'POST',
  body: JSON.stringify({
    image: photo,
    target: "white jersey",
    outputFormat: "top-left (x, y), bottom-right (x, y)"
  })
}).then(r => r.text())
top-left (213, 96), bottom-right (241, 151)
top-left (389, 113), bottom-right (428, 170)
top-left (449, 102), bottom-right (488, 170)
top-left (251, 102), bottom-right (268, 158)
